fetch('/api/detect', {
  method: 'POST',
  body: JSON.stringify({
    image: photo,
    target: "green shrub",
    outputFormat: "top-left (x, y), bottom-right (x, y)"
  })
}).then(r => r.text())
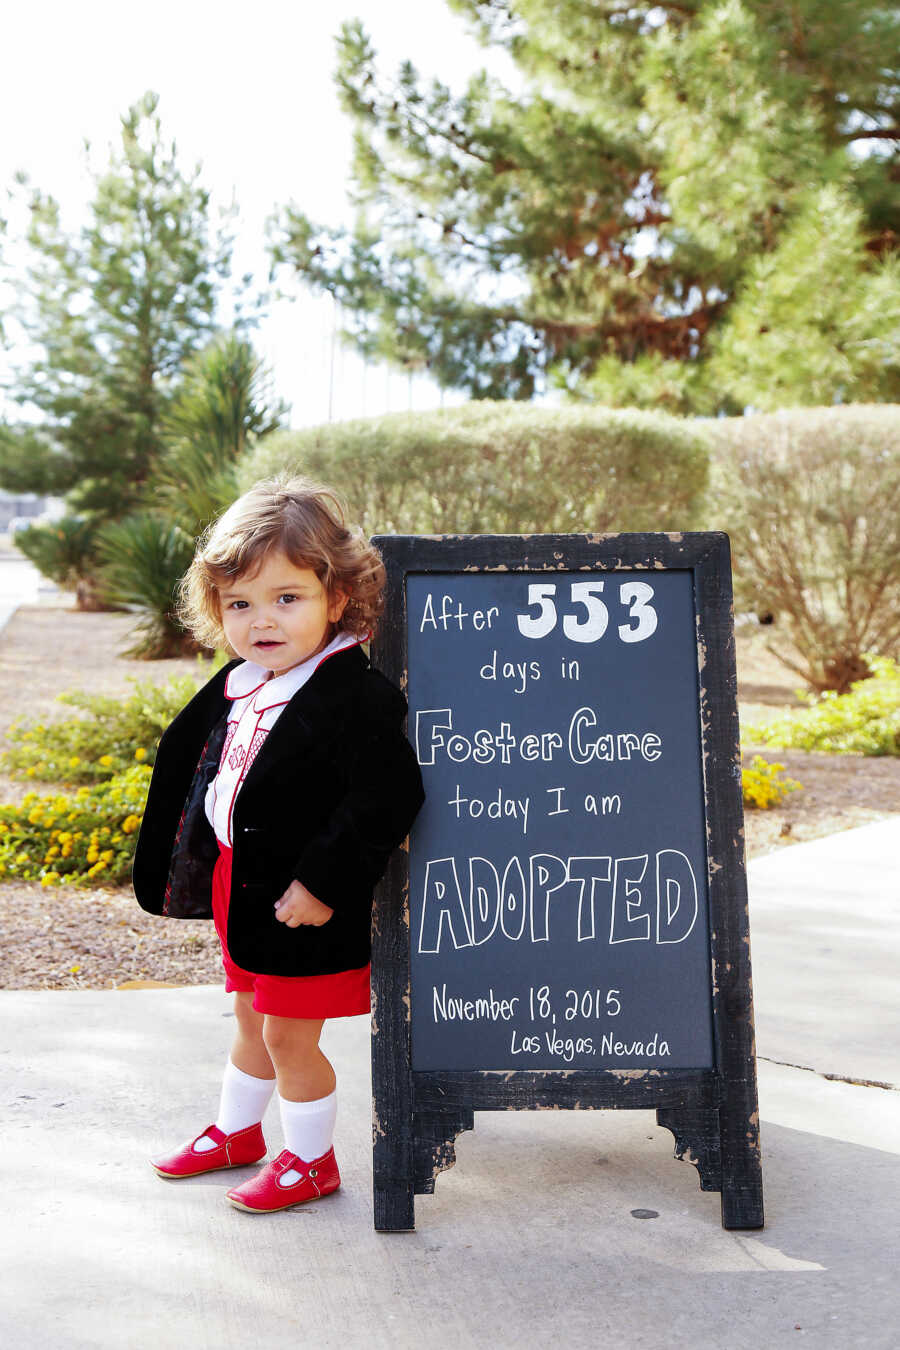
top-left (96, 513), bottom-right (199, 657)
top-left (744, 655), bottom-right (900, 755)
top-left (2, 661), bottom-right (221, 784)
top-left (14, 515), bottom-right (105, 610)
top-left (0, 765), bottom-right (151, 887)
top-left (741, 754), bottom-right (802, 809)
top-left (703, 405), bottom-right (900, 692)
top-left (241, 402), bottom-right (710, 535)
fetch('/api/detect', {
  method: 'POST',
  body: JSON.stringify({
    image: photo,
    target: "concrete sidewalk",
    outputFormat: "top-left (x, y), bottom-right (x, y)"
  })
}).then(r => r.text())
top-left (0, 554), bottom-right (60, 635)
top-left (1, 820), bottom-right (898, 1350)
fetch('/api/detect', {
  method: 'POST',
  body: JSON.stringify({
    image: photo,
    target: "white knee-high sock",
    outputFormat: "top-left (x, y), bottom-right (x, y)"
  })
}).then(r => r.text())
top-left (195, 1061), bottom-right (276, 1150)
top-left (279, 1090), bottom-right (338, 1163)
top-left (217, 1060), bottom-right (277, 1133)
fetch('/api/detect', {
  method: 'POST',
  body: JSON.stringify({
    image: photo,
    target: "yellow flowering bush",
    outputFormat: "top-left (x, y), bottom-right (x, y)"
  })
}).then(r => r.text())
top-left (745, 656), bottom-right (900, 756)
top-left (742, 754), bottom-right (801, 810)
top-left (1, 658), bottom-right (223, 785)
top-left (0, 765), bottom-right (152, 886)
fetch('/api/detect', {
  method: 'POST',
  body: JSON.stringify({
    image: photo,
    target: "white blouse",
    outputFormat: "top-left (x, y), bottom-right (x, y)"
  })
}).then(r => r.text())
top-left (205, 631), bottom-right (362, 847)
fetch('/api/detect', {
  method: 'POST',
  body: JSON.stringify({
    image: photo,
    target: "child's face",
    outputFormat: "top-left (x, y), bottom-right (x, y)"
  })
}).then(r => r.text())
top-left (218, 550), bottom-right (348, 674)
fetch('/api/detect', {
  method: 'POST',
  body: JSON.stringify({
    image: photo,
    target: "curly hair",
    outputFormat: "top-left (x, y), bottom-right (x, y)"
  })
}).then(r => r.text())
top-left (178, 475), bottom-right (385, 652)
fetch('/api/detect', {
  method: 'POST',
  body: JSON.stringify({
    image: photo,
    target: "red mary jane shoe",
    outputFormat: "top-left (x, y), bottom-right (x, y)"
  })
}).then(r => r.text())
top-left (151, 1122), bottom-right (267, 1179)
top-left (225, 1147), bottom-right (341, 1213)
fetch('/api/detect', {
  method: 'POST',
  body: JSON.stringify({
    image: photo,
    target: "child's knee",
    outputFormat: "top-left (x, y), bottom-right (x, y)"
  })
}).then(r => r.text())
top-left (262, 1015), bottom-right (322, 1057)
top-left (261, 1015), bottom-right (291, 1056)
top-left (234, 991), bottom-right (264, 1035)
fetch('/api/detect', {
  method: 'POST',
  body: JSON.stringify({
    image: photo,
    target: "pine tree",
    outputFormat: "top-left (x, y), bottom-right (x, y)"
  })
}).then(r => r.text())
top-left (2, 92), bottom-right (234, 515)
top-left (267, 1), bottom-right (899, 410)
top-left (705, 184), bottom-right (900, 409)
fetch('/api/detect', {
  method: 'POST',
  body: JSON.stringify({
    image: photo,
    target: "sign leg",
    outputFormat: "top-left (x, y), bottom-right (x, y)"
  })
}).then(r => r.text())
top-left (373, 1121), bottom-right (415, 1232)
top-left (719, 1093), bottom-right (765, 1230)
top-left (657, 1103), bottom-right (764, 1228)
top-left (371, 851), bottom-right (417, 1231)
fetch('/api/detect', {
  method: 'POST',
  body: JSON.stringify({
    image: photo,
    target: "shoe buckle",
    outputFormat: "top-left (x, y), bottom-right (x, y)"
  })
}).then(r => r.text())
top-left (309, 1168), bottom-right (318, 1178)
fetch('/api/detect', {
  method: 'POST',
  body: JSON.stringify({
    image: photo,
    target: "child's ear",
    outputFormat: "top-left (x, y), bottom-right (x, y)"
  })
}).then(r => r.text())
top-left (328, 589), bottom-right (350, 624)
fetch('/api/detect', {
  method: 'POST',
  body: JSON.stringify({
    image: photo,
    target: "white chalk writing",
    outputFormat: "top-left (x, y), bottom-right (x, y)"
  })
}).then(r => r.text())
top-left (415, 707), bottom-right (663, 767)
top-left (416, 849), bottom-right (699, 954)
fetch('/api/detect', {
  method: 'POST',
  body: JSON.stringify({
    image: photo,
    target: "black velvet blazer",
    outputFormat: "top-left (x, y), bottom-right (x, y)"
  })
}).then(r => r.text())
top-left (132, 645), bottom-right (425, 977)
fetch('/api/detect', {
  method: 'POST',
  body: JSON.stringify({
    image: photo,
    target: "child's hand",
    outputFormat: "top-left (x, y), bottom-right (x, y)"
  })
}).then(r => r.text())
top-left (274, 880), bottom-right (334, 928)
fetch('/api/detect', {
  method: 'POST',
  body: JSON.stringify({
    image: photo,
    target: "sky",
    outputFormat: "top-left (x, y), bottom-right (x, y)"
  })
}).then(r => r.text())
top-left (1, 0), bottom-right (518, 428)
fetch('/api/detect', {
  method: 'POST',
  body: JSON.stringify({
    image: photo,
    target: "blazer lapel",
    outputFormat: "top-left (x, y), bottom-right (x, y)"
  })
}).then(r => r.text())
top-left (237, 645), bottom-right (369, 794)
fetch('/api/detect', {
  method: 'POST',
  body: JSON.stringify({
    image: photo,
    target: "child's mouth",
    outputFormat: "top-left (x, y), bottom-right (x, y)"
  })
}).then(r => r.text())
top-left (253, 640), bottom-right (283, 650)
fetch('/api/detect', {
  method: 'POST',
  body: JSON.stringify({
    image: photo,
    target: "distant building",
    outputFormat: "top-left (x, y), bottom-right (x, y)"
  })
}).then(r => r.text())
top-left (0, 491), bottom-right (60, 532)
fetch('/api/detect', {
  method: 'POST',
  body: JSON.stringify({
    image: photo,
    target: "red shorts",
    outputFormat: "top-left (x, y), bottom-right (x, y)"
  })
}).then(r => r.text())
top-left (211, 844), bottom-right (371, 1020)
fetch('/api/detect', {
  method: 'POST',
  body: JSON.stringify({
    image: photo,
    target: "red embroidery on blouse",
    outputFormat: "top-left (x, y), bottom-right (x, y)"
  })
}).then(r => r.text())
top-left (220, 721), bottom-right (237, 764)
top-left (246, 728), bottom-right (268, 770)
top-left (227, 743), bottom-right (247, 772)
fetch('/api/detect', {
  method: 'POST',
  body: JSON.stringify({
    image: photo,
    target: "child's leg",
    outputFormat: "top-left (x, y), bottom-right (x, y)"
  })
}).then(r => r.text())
top-left (230, 991), bottom-right (276, 1079)
top-left (151, 993), bottom-right (276, 1177)
top-left (262, 1016), bottom-right (333, 1099)
top-left (262, 1016), bottom-right (338, 1163)
top-left (194, 993), bottom-right (276, 1152)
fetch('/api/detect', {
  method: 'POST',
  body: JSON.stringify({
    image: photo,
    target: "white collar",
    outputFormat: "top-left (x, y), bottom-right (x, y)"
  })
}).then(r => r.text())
top-left (224, 631), bottom-right (363, 709)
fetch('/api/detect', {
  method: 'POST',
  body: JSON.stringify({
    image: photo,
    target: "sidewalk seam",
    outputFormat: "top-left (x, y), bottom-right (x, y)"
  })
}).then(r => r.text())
top-left (758, 1054), bottom-right (897, 1092)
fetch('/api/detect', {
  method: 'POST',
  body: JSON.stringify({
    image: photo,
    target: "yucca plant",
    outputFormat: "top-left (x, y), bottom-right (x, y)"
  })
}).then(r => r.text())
top-left (146, 447), bottom-right (239, 541)
top-left (97, 513), bottom-right (197, 657)
top-left (93, 332), bottom-right (286, 659)
top-left (153, 330), bottom-right (287, 537)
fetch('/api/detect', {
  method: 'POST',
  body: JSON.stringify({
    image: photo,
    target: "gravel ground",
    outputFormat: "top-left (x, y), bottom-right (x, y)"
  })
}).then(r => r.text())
top-left (1, 602), bottom-right (898, 991)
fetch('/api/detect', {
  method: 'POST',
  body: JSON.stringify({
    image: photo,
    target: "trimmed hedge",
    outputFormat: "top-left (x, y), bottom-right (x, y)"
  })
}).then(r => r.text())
top-left (240, 402), bottom-right (710, 535)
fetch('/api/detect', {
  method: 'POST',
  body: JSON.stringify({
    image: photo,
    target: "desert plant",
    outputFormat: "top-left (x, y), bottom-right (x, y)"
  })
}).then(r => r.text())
top-left (0, 766), bottom-right (151, 887)
top-left (741, 755), bottom-right (801, 809)
top-left (2, 662), bottom-right (221, 783)
top-left (96, 513), bottom-right (198, 657)
top-left (0, 664), bottom-right (226, 887)
top-left (13, 515), bottom-right (104, 609)
top-left (705, 405), bottom-right (900, 692)
top-left (242, 402), bottom-right (710, 535)
top-left (744, 654), bottom-right (900, 756)
top-left (97, 331), bottom-right (284, 659)
top-left (153, 329), bottom-right (286, 536)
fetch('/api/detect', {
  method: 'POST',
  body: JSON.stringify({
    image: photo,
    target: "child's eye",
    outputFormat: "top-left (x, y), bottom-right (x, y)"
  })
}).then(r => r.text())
top-left (277, 593), bottom-right (298, 605)
top-left (226, 600), bottom-right (249, 610)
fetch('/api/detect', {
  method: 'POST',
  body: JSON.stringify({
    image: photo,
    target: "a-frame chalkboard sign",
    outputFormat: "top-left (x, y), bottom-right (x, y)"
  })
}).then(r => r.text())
top-left (370, 533), bottom-right (763, 1232)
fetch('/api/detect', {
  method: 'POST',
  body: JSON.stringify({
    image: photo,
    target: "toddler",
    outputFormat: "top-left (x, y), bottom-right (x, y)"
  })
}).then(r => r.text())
top-left (133, 475), bottom-right (424, 1212)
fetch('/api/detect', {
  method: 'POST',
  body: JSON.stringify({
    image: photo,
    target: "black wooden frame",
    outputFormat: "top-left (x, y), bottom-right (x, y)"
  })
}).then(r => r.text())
top-left (370, 532), bottom-right (763, 1232)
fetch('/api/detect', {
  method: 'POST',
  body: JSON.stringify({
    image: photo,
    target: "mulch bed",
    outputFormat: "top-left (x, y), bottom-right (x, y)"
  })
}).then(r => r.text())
top-left (0, 886), bottom-right (224, 990)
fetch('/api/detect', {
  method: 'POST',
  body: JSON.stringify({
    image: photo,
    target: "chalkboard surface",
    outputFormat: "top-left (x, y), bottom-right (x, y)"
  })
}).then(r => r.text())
top-left (406, 570), bottom-right (714, 1071)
